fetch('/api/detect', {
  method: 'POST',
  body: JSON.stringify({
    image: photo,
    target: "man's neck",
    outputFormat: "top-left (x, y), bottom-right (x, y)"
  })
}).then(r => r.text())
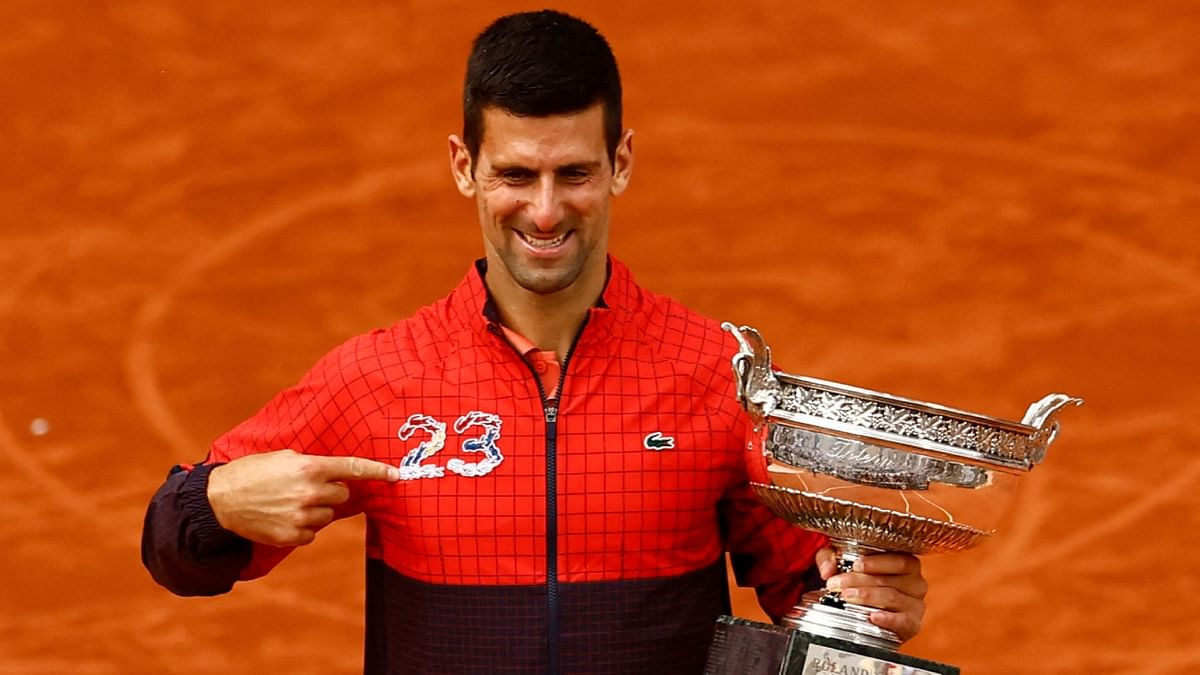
top-left (486, 263), bottom-right (605, 358)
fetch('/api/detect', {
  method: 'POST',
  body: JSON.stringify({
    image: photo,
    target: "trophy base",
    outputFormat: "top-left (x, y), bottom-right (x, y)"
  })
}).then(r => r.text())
top-left (705, 616), bottom-right (959, 675)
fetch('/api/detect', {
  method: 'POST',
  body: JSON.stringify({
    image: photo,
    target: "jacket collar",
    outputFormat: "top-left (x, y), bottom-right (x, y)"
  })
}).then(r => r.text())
top-left (443, 256), bottom-right (635, 359)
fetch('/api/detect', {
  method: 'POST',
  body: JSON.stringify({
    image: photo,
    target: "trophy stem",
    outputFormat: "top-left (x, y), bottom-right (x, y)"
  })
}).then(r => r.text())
top-left (780, 539), bottom-right (902, 651)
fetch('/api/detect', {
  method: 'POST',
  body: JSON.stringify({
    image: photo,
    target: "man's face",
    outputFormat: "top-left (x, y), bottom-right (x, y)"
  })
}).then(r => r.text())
top-left (450, 104), bottom-right (633, 297)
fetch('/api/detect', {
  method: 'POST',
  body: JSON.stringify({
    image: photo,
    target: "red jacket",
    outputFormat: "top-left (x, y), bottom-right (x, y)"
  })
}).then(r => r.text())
top-left (142, 257), bottom-right (826, 674)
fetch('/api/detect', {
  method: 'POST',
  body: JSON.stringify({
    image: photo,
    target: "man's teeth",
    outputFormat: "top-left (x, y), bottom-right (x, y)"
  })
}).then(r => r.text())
top-left (521, 232), bottom-right (567, 249)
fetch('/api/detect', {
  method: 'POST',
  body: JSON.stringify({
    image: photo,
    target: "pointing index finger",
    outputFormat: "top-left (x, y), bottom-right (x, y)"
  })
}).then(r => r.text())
top-left (312, 455), bottom-right (400, 482)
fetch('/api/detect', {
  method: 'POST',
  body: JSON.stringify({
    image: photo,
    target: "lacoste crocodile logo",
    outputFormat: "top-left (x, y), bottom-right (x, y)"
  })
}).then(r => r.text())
top-left (643, 432), bottom-right (676, 451)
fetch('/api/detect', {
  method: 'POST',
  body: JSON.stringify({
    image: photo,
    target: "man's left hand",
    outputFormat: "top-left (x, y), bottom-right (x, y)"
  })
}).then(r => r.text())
top-left (815, 546), bottom-right (927, 643)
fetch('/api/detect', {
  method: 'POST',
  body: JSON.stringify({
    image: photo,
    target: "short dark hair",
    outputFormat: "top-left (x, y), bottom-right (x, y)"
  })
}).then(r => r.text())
top-left (462, 10), bottom-right (623, 167)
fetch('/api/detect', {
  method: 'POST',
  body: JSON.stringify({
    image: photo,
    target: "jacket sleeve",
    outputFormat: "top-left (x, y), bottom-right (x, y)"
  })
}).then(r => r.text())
top-left (720, 482), bottom-right (828, 622)
top-left (719, 409), bottom-right (828, 622)
top-left (141, 462), bottom-right (253, 596)
top-left (141, 332), bottom-right (382, 594)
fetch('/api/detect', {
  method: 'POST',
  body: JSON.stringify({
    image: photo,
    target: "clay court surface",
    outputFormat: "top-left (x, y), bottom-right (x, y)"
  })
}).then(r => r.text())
top-left (2, 2), bottom-right (1197, 673)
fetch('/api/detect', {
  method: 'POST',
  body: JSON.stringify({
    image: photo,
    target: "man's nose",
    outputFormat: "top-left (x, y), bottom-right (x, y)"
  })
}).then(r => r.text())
top-left (528, 176), bottom-right (563, 232)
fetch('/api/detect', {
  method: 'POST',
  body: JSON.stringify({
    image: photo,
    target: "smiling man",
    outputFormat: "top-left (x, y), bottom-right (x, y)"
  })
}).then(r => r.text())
top-left (449, 101), bottom-right (630, 356)
top-left (142, 10), bottom-right (927, 674)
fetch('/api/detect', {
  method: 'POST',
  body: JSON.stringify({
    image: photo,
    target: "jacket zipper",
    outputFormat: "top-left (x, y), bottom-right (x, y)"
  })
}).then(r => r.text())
top-left (488, 315), bottom-right (590, 675)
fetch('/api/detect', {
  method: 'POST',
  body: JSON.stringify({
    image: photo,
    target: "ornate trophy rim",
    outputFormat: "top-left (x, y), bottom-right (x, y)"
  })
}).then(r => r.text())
top-left (722, 322), bottom-right (1083, 472)
top-left (776, 371), bottom-right (1036, 435)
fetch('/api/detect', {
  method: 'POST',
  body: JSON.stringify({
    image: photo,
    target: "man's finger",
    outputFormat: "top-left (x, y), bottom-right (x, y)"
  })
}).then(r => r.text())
top-left (309, 455), bottom-right (400, 482)
top-left (851, 552), bottom-right (920, 576)
top-left (815, 546), bottom-right (837, 580)
top-left (837, 584), bottom-right (924, 613)
top-left (827, 571), bottom-right (928, 601)
top-left (297, 506), bottom-right (336, 530)
top-left (869, 608), bottom-right (923, 644)
top-left (307, 481), bottom-right (351, 506)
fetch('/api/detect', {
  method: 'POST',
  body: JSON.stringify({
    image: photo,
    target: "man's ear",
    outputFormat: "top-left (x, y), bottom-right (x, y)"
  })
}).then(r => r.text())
top-left (610, 128), bottom-right (634, 196)
top-left (448, 134), bottom-right (476, 197)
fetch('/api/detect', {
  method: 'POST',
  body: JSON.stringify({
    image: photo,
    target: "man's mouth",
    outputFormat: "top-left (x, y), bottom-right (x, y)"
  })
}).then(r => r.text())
top-left (517, 231), bottom-right (569, 250)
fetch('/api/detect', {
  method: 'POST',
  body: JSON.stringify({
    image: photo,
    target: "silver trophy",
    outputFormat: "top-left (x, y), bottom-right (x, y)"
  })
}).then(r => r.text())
top-left (710, 324), bottom-right (1081, 673)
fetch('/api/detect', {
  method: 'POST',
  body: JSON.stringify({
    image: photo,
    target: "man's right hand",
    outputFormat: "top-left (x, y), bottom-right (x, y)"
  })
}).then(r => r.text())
top-left (206, 449), bottom-right (400, 547)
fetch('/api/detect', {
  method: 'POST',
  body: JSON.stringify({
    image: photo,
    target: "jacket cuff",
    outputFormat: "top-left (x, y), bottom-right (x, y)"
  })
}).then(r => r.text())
top-left (180, 463), bottom-right (250, 557)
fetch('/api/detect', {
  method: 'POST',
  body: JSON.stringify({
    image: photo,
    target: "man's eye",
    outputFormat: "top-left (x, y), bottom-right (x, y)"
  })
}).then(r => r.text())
top-left (560, 171), bottom-right (590, 183)
top-left (500, 171), bottom-right (534, 183)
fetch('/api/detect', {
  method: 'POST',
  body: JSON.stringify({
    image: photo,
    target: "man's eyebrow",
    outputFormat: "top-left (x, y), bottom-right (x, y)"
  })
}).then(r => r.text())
top-left (488, 161), bottom-right (603, 173)
top-left (556, 161), bottom-right (603, 173)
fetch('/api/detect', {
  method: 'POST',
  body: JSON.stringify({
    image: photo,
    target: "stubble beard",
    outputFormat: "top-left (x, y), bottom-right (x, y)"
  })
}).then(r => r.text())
top-left (497, 236), bottom-right (592, 296)
top-left (481, 201), bottom-right (607, 298)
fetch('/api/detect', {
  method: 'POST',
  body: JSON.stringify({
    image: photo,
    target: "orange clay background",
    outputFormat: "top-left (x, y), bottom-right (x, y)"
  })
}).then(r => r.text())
top-left (1, 2), bottom-right (1197, 673)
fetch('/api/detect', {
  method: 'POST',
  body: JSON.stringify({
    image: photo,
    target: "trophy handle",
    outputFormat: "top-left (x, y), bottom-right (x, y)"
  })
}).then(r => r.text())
top-left (721, 322), bottom-right (782, 422)
top-left (1021, 394), bottom-right (1084, 463)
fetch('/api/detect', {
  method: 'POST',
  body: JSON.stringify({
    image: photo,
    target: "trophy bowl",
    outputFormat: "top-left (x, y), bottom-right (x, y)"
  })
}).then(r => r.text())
top-left (722, 323), bottom-right (1082, 652)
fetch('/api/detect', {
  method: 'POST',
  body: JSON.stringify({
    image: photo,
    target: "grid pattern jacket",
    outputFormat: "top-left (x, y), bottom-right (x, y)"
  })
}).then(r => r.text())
top-left (141, 257), bottom-right (827, 674)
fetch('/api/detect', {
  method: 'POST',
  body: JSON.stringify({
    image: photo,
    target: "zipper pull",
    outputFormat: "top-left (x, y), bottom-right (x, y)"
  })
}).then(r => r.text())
top-left (545, 404), bottom-right (558, 423)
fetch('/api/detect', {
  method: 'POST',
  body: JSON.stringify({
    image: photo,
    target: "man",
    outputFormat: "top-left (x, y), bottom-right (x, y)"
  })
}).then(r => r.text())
top-left (142, 10), bottom-right (927, 674)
